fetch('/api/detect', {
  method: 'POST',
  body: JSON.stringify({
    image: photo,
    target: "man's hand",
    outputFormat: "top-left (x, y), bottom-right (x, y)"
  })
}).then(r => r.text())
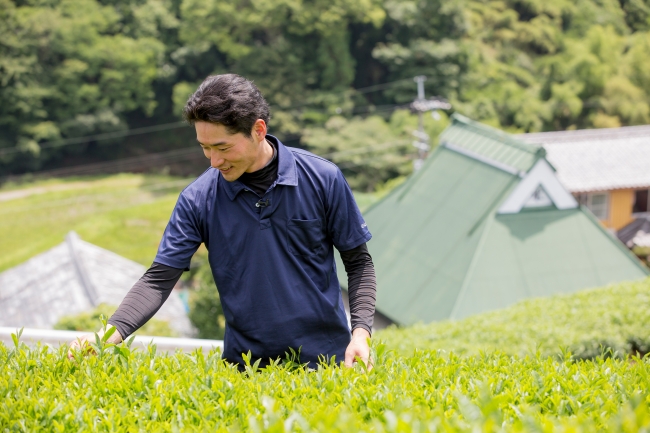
top-left (67, 325), bottom-right (123, 360)
top-left (344, 328), bottom-right (372, 371)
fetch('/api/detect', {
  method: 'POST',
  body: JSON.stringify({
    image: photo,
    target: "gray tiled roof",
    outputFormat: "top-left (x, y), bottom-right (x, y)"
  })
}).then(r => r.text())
top-left (617, 216), bottom-right (650, 248)
top-left (0, 232), bottom-right (194, 336)
top-left (519, 125), bottom-right (650, 193)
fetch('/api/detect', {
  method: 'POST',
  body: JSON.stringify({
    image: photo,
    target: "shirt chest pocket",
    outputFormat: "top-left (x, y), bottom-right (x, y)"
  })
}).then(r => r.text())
top-left (287, 218), bottom-right (324, 256)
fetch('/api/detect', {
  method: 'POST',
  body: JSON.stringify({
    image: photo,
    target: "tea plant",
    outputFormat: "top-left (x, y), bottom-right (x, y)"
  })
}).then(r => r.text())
top-left (1, 334), bottom-right (649, 431)
top-left (2, 278), bottom-right (650, 431)
top-left (379, 278), bottom-right (650, 360)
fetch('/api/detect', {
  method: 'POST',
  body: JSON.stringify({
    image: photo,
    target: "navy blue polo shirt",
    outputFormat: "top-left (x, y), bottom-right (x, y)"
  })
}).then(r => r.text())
top-left (155, 136), bottom-right (371, 368)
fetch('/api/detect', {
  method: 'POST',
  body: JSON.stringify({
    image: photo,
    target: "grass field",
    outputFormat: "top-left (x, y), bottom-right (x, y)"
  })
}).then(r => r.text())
top-left (0, 174), bottom-right (381, 273)
top-left (0, 174), bottom-right (191, 272)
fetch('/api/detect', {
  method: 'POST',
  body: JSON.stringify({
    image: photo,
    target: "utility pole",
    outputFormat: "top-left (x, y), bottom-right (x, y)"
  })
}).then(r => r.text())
top-left (410, 75), bottom-right (452, 171)
top-left (412, 76), bottom-right (428, 171)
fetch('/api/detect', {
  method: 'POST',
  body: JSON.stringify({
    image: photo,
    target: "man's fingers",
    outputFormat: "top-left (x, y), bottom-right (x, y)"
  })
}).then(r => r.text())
top-left (67, 340), bottom-right (80, 359)
top-left (344, 350), bottom-right (355, 367)
top-left (67, 336), bottom-right (93, 360)
top-left (345, 350), bottom-right (373, 370)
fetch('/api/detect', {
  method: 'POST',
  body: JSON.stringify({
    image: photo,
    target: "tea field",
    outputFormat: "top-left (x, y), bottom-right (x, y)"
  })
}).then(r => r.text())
top-left (3, 278), bottom-right (650, 432)
top-left (379, 277), bottom-right (650, 360)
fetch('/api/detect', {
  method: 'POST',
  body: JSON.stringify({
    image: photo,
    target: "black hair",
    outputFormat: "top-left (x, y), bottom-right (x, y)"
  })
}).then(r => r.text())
top-left (183, 74), bottom-right (270, 137)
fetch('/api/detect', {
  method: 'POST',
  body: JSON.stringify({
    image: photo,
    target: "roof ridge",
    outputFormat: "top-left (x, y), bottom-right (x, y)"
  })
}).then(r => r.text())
top-left (451, 113), bottom-right (542, 156)
top-left (519, 124), bottom-right (650, 143)
top-left (449, 175), bottom-right (520, 319)
top-left (65, 231), bottom-right (99, 306)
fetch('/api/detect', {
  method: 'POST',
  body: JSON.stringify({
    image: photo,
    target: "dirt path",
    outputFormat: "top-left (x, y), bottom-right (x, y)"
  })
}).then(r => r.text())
top-left (0, 182), bottom-right (91, 203)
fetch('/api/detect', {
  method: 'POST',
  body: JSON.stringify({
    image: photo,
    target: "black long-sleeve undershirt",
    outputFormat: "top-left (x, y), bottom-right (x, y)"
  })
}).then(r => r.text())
top-left (339, 243), bottom-right (376, 335)
top-left (108, 244), bottom-right (377, 340)
top-left (107, 262), bottom-right (180, 339)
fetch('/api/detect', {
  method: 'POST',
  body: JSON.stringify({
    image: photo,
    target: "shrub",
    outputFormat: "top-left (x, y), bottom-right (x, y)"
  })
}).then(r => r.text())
top-left (377, 277), bottom-right (650, 360)
top-left (54, 303), bottom-right (177, 337)
top-left (186, 259), bottom-right (226, 340)
top-left (2, 336), bottom-right (649, 431)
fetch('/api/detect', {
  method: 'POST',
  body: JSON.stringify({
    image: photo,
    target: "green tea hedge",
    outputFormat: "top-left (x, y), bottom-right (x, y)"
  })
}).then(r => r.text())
top-left (2, 340), bottom-right (649, 432)
top-left (2, 278), bottom-right (650, 432)
top-left (379, 278), bottom-right (650, 360)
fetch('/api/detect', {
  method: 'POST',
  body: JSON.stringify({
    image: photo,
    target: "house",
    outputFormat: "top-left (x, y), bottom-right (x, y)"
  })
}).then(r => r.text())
top-left (0, 231), bottom-right (194, 336)
top-left (338, 114), bottom-right (649, 328)
top-left (518, 125), bottom-right (650, 248)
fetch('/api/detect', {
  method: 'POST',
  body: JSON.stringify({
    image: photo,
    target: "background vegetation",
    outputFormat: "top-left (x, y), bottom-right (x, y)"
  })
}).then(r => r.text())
top-left (54, 303), bottom-right (177, 337)
top-left (3, 0), bottom-right (650, 187)
top-left (379, 277), bottom-right (650, 360)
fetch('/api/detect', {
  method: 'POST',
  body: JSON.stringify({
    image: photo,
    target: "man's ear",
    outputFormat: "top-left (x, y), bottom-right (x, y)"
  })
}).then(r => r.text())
top-left (252, 119), bottom-right (267, 142)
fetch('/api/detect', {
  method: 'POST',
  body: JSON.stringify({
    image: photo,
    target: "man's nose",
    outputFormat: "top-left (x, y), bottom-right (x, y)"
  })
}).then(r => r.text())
top-left (210, 150), bottom-right (224, 167)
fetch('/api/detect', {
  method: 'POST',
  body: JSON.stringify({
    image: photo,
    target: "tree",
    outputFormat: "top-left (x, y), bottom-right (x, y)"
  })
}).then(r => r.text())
top-left (302, 110), bottom-right (449, 191)
top-left (3, 0), bottom-right (650, 180)
top-left (0, 0), bottom-right (168, 174)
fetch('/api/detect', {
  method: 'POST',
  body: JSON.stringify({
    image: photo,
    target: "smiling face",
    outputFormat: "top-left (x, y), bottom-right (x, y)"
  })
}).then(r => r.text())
top-left (196, 119), bottom-right (271, 182)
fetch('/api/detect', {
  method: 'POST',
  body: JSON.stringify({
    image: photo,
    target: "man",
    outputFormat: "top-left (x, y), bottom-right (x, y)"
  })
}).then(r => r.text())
top-left (69, 74), bottom-right (377, 369)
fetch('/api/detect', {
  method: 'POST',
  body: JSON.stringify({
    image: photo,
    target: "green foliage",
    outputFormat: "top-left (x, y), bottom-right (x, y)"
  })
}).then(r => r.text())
top-left (4, 0), bottom-right (650, 181)
top-left (0, 0), bottom-right (169, 172)
top-left (185, 256), bottom-right (226, 340)
top-left (2, 329), bottom-right (650, 430)
top-left (375, 0), bottom-right (650, 132)
top-left (302, 110), bottom-right (449, 191)
top-left (54, 303), bottom-right (177, 337)
top-left (378, 278), bottom-right (650, 360)
top-left (5, 278), bottom-right (650, 430)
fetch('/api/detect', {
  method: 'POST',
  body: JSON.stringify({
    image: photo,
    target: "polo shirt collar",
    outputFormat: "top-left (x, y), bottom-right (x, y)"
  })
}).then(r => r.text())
top-left (221, 134), bottom-right (298, 200)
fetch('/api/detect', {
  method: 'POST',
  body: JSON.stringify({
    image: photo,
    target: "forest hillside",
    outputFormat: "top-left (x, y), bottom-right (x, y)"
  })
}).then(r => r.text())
top-left (2, 0), bottom-right (650, 183)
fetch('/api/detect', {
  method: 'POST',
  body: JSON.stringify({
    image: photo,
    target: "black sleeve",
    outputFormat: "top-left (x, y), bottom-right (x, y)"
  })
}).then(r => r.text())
top-left (339, 242), bottom-right (376, 336)
top-left (107, 262), bottom-right (184, 339)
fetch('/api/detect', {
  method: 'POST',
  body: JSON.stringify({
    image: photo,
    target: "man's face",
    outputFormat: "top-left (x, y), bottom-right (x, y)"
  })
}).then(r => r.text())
top-left (195, 121), bottom-right (266, 182)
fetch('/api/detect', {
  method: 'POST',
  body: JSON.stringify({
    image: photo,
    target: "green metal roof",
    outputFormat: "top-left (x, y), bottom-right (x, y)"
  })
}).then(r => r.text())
top-left (440, 114), bottom-right (544, 174)
top-left (447, 208), bottom-right (649, 320)
top-left (338, 117), bottom-right (649, 325)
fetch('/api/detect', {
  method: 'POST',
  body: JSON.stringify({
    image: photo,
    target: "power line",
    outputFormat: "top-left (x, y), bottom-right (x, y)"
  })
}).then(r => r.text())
top-left (2, 145), bottom-right (408, 215)
top-left (18, 147), bottom-right (204, 179)
top-left (0, 78), bottom-right (413, 157)
top-left (1, 139), bottom-right (413, 191)
top-left (352, 78), bottom-right (414, 95)
top-left (271, 78), bottom-right (414, 111)
top-left (0, 122), bottom-right (188, 157)
top-left (38, 139), bottom-right (407, 179)
top-left (336, 151), bottom-right (413, 170)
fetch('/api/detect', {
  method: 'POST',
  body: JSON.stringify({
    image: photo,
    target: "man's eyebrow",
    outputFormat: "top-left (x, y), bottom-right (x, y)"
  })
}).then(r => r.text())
top-left (197, 140), bottom-right (229, 146)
